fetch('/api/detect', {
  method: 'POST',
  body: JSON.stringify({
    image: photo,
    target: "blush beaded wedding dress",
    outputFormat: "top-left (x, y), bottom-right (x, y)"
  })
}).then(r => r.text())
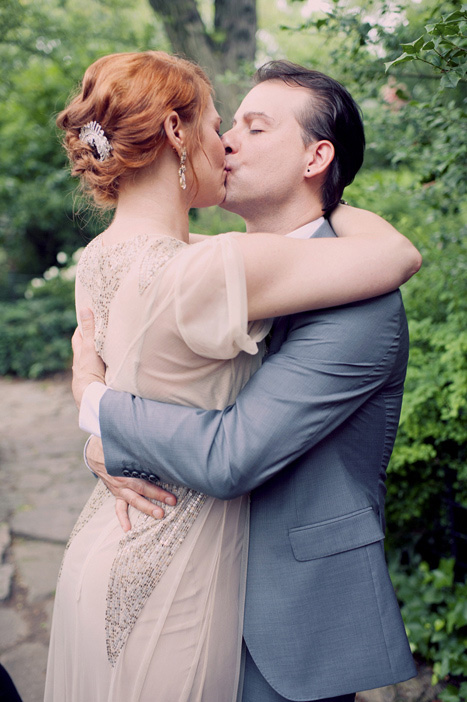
top-left (44, 232), bottom-right (270, 702)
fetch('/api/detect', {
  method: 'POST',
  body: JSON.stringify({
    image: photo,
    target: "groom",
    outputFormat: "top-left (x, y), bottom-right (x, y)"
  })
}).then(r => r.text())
top-left (73, 61), bottom-right (418, 701)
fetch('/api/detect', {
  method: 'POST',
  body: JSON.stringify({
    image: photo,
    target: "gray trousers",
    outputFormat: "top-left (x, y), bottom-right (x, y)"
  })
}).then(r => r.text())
top-left (242, 646), bottom-right (356, 702)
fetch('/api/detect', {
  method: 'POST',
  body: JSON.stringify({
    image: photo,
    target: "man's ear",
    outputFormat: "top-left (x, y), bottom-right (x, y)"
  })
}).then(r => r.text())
top-left (304, 140), bottom-right (335, 178)
top-left (164, 111), bottom-right (186, 154)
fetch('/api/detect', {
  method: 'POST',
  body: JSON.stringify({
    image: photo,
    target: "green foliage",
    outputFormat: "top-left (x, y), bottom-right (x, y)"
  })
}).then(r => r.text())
top-left (389, 556), bottom-right (467, 698)
top-left (388, 234), bottom-right (467, 563)
top-left (0, 267), bottom-right (76, 378)
top-left (384, 4), bottom-right (467, 209)
top-left (386, 7), bottom-right (467, 88)
top-left (0, 0), bottom-right (166, 283)
top-left (189, 206), bottom-right (245, 236)
top-left (346, 166), bottom-right (467, 695)
top-left (280, 0), bottom-right (466, 215)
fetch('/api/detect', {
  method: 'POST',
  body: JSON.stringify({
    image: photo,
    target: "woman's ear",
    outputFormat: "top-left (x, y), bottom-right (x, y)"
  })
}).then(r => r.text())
top-left (164, 111), bottom-right (186, 154)
top-left (304, 140), bottom-right (335, 178)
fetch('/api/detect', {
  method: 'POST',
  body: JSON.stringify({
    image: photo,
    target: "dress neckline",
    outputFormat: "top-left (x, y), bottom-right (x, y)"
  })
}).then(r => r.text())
top-left (98, 232), bottom-right (188, 249)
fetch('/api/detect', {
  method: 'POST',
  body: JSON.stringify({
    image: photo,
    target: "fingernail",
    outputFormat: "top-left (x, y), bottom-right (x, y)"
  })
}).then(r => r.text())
top-left (80, 308), bottom-right (92, 320)
top-left (165, 497), bottom-right (176, 506)
top-left (153, 508), bottom-right (164, 519)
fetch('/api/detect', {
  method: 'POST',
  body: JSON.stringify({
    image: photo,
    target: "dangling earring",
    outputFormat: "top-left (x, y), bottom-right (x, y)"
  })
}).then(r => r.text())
top-left (178, 147), bottom-right (187, 190)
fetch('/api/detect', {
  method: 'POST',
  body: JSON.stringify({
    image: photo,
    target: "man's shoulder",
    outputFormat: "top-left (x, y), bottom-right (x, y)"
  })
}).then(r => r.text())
top-left (273, 290), bottom-right (407, 352)
top-left (289, 289), bottom-right (405, 324)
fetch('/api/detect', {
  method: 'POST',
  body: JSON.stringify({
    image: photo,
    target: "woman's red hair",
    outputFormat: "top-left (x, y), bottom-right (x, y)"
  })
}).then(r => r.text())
top-left (56, 51), bottom-right (212, 208)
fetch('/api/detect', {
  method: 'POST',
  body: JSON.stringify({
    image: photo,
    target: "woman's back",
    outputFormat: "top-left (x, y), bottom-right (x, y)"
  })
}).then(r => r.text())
top-left (76, 232), bottom-right (270, 409)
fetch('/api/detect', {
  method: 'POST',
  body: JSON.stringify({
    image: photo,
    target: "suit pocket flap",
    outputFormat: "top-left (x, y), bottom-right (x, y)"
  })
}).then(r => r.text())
top-left (289, 507), bottom-right (384, 562)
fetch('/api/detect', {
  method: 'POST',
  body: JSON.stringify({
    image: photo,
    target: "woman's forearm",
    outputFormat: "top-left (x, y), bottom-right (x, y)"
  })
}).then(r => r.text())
top-left (329, 204), bottom-right (407, 241)
top-left (236, 216), bottom-right (421, 321)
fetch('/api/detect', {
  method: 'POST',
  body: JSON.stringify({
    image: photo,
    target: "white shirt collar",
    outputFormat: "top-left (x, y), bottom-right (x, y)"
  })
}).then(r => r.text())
top-left (285, 217), bottom-right (325, 239)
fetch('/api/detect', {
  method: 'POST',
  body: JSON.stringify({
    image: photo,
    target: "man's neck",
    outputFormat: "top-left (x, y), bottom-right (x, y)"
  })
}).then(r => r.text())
top-left (243, 203), bottom-right (324, 235)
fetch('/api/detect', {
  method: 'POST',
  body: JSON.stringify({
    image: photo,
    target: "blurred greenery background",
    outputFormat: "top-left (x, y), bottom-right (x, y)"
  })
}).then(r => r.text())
top-left (0, 0), bottom-right (466, 697)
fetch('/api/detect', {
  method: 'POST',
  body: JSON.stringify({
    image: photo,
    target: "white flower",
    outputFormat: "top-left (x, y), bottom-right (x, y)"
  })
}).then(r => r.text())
top-left (72, 247), bottom-right (84, 263)
top-left (44, 266), bottom-right (59, 281)
top-left (62, 265), bottom-right (77, 281)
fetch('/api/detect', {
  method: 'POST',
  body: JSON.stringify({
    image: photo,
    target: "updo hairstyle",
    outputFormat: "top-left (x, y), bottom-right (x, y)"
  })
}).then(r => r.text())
top-left (56, 51), bottom-right (213, 208)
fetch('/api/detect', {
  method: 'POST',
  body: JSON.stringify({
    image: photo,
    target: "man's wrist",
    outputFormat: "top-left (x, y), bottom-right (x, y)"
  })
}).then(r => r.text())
top-left (79, 381), bottom-right (107, 436)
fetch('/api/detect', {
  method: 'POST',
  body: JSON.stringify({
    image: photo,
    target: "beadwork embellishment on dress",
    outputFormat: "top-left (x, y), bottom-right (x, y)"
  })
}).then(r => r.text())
top-left (139, 237), bottom-right (186, 294)
top-left (78, 235), bottom-right (187, 356)
top-left (106, 485), bottom-right (207, 665)
top-left (78, 235), bottom-right (149, 355)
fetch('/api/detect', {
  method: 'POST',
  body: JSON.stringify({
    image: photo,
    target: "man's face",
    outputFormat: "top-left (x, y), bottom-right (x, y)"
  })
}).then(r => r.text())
top-left (221, 80), bottom-right (313, 219)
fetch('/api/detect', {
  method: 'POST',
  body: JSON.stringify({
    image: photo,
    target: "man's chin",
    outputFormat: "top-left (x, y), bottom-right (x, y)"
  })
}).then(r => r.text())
top-left (219, 195), bottom-right (238, 214)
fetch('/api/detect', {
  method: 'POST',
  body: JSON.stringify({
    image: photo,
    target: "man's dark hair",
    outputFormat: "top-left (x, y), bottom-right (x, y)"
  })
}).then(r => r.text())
top-left (254, 60), bottom-right (365, 216)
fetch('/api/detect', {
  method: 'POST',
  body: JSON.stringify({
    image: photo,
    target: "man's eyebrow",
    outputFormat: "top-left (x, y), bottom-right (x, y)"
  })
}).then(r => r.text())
top-left (231, 111), bottom-right (275, 127)
top-left (243, 111), bottom-right (275, 124)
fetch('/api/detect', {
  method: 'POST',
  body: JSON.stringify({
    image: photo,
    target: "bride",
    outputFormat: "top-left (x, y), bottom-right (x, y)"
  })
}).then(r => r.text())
top-left (45, 50), bottom-right (420, 701)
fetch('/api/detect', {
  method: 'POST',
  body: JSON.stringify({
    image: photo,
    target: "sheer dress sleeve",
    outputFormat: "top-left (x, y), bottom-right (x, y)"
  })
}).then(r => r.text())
top-left (170, 233), bottom-right (271, 359)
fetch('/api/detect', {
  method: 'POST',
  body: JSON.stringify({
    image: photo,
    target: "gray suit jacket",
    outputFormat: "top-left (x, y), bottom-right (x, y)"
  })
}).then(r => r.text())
top-left (100, 219), bottom-right (416, 699)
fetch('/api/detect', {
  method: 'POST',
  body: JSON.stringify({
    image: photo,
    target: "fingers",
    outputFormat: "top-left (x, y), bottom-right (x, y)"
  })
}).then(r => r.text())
top-left (116, 498), bottom-right (132, 532)
top-left (115, 493), bottom-right (164, 531)
top-left (71, 309), bottom-right (106, 408)
top-left (71, 327), bottom-right (83, 359)
top-left (79, 308), bottom-right (96, 342)
top-left (123, 488), bottom-right (165, 519)
top-left (126, 479), bottom-right (177, 506)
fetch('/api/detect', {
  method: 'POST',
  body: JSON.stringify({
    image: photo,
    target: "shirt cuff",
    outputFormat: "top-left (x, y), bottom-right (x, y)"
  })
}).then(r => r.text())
top-left (79, 382), bottom-right (107, 437)
top-left (83, 436), bottom-right (98, 478)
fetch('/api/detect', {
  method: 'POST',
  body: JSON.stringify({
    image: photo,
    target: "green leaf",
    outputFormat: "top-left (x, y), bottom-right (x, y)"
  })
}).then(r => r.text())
top-left (401, 42), bottom-right (418, 54)
top-left (413, 36), bottom-right (425, 52)
top-left (385, 53), bottom-right (413, 71)
top-left (440, 72), bottom-right (461, 88)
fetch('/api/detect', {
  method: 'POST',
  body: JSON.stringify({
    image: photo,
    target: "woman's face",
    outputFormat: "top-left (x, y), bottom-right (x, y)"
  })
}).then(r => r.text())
top-left (189, 97), bottom-right (226, 208)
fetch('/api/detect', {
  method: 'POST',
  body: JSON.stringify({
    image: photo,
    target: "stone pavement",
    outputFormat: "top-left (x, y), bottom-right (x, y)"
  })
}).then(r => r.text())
top-left (0, 374), bottom-right (445, 702)
top-left (0, 373), bottom-right (95, 702)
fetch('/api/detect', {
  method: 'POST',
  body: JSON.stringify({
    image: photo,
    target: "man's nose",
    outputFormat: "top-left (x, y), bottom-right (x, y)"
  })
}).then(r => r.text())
top-left (221, 129), bottom-right (235, 154)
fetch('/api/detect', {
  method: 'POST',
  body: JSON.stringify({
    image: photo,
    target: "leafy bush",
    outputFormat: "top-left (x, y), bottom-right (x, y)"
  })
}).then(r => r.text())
top-left (0, 260), bottom-right (77, 378)
top-left (389, 556), bottom-right (467, 699)
top-left (346, 166), bottom-right (467, 698)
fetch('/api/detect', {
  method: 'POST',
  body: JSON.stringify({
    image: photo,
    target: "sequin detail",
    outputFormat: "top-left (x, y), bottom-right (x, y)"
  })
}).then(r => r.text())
top-left (139, 237), bottom-right (186, 294)
top-left (106, 484), bottom-right (207, 665)
top-left (78, 235), bottom-right (150, 354)
top-left (77, 235), bottom-right (187, 353)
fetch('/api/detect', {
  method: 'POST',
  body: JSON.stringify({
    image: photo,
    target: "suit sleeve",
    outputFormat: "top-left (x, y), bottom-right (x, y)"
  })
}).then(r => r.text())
top-left (101, 293), bottom-right (406, 499)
